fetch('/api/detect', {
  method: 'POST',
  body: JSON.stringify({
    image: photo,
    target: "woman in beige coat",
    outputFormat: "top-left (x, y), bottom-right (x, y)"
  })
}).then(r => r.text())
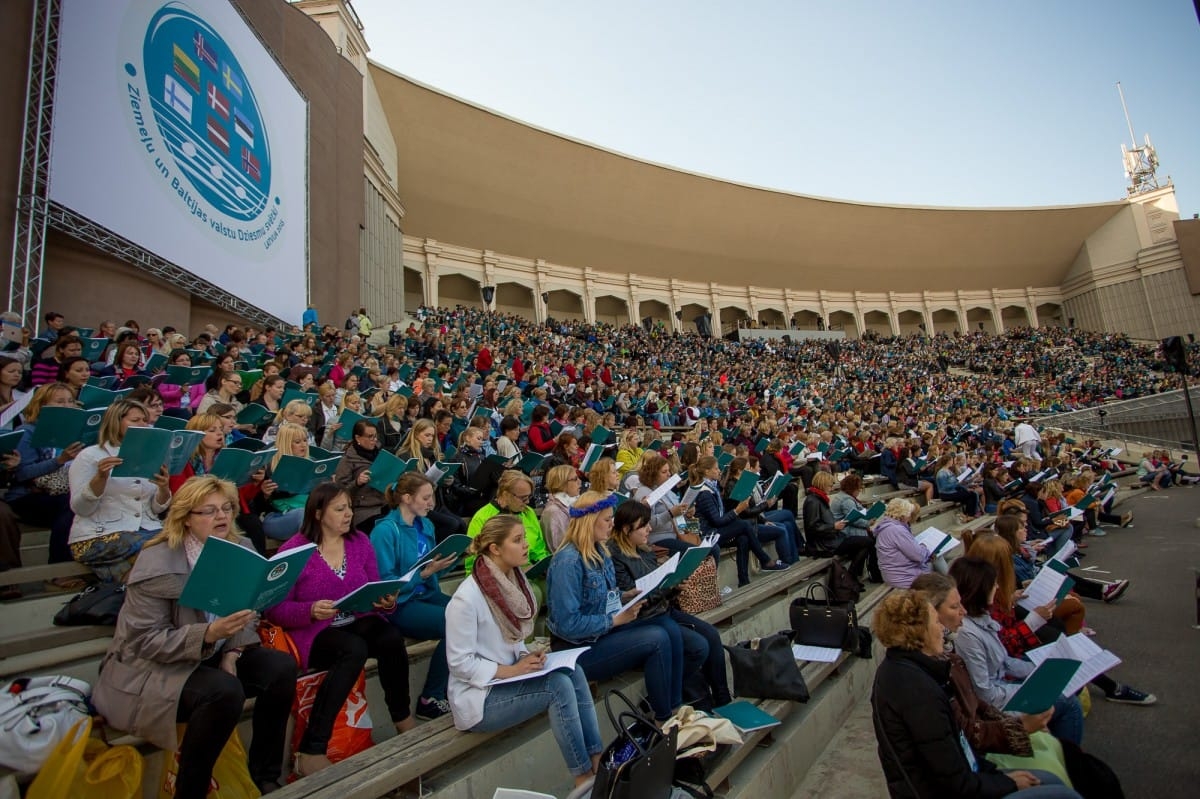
top-left (92, 475), bottom-right (297, 797)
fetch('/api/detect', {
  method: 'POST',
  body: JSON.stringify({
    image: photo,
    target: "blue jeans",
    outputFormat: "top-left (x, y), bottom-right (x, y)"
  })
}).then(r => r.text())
top-left (1047, 693), bottom-right (1084, 747)
top-left (1001, 769), bottom-right (1081, 798)
top-left (263, 508), bottom-right (304, 541)
top-left (761, 509), bottom-right (803, 563)
top-left (1031, 524), bottom-right (1073, 558)
top-left (940, 486), bottom-right (979, 516)
top-left (473, 666), bottom-right (603, 777)
top-left (389, 591), bottom-right (450, 701)
top-left (568, 615), bottom-right (682, 720)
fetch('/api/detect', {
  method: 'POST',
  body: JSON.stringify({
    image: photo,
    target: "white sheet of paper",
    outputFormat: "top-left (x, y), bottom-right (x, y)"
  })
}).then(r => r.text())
top-left (680, 486), bottom-right (702, 508)
top-left (1017, 565), bottom-right (1070, 612)
top-left (425, 464), bottom-right (446, 483)
top-left (1024, 634), bottom-right (1122, 696)
top-left (913, 527), bottom-right (958, 557)
top-left (620, 553), bottom-right (680, 613)
top-left (791, 644), bottom-right (841, 663)
top-left (487, 647), bottom-right (591, 686)
top-left (645, 472), bottom-right (683, 507)
top-left (701, 533), bottom-right (720, 548)
top-left (1050, 540), bottom-right (1077, 563)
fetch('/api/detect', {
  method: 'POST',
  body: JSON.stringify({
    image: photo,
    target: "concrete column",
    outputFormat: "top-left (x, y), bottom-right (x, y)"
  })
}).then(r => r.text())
top-left (888, 310), bottom-right (900, 336)
top-left (534, 260), bottom-right (549, 324)
top-left (991, 305), bottom-right (1004, 334)
top-left (1027, 302), bottom-right (1039, 328)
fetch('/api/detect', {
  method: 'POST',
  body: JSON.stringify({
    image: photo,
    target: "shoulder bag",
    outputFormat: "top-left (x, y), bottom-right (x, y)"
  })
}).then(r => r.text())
top-left (592, 690), bottom-right (677, 799)
top-left (723, 631), bottom-right (809, 702)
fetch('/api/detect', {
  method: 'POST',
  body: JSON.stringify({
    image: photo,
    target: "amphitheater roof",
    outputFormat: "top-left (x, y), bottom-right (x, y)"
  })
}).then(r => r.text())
top-left (370, 63), bottom-right (1126, 293)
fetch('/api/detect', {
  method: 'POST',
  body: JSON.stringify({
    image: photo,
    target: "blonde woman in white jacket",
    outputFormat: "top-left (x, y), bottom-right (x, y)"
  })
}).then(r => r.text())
top-left (68, 399), bottom-right (171, 582)
top-left (445, 514), bottom-right (602, 798)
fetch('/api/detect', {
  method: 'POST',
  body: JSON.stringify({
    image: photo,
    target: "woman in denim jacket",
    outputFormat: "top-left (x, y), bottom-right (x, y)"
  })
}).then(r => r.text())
top-left (546, 491), bottom-right (684, 721)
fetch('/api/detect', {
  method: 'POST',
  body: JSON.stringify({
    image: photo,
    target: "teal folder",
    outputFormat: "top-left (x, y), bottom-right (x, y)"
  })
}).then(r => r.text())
top-left (335, 410), bottom-right (379, 442)
top-left (30, 407), bottom-right (104, 449)
top-left (762, 473), bottom-right (793, 501)
top-left (144, 352), bottom-right (168, 374)
top-left (111, 427), bottom-right (204, 478)
top-left (406, 534), bottom-right (473, 576)
top-left (846, 501), bottom-right (885, 524)
top-left (727, 470), bottom-right (759, 503)
top-left (516, 452), bottom-right (546, 474)
top-left (153, 414), bottom-right (188, 431)
top-left (165, 365), bottom-right (212, 385)
top-left (523, 555), bottom-right (552, 580)
top-left (0, 430), bottom-right (24, 456)
top-left (1003, 658), bottom-right (1082, 714)
top-left (82, 337), bottom-right (109, 362)
top-left (590, 425), bottom-right (612, 446)
top-left (78, 384), bottom-right (132, 409)
top-left (235, 403), bottom-right (274, 426)
top-left (282, 389), bottom-right (318, 408)
top-left (333, 579), bottom-right (411, 613)
top-left (366, 450), bottom-right (418, 493)
top-left (210, 447), bottom-right (276, 486)
top-left (660, 546), bottom-right (715, 591)
top-left (178, 536), bottom-right (316, 613)
top-left (271, 454), bottom-right (341, 494)
top-left (714, 700), bottom-right (781, 733)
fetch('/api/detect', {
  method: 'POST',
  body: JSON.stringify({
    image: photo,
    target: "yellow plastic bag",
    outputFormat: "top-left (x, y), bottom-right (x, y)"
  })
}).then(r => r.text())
top-left (159, 725), bottom-right (260, 798)
top-left (26, 717), bottom-right (143, 799)
top-left (1079, 685), bottom-right (1091, 717)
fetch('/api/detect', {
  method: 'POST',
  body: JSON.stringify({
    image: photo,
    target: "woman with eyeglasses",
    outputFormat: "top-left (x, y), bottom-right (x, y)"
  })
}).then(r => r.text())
top-left (92, 475), bottom-right (297, 797)
top-left (196, 369), bottom-right (247, 418)
top-left (465, 470), bottom-right (549, 574)
top-left (539, 464), bottom-right (582, 552)
top-left (67, 399), bottom-right (172, 582)
top-left (399, 418), bottom-right (466, 540)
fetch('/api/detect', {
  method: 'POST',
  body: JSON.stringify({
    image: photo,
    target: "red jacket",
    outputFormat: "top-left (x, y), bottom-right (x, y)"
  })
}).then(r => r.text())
top-left (527, 421), bottom-right (556, 454)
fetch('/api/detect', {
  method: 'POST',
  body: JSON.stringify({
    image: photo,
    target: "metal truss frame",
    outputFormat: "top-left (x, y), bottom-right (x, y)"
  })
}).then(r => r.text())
top-left (10, 0), bottom-right (286, 331)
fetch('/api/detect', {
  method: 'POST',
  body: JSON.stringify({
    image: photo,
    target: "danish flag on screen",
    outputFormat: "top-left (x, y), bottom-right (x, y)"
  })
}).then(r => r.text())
top-left (207, 82), bottom-right (230, 121)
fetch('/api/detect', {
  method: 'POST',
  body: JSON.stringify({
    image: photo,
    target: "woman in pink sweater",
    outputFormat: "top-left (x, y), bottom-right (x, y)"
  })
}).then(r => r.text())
top-left (265, 483), bottom-right (412, 776)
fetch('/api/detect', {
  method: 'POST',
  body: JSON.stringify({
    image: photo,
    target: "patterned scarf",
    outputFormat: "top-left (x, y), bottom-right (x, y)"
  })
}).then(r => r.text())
top-left (473, 553), bottom-right (537, 643)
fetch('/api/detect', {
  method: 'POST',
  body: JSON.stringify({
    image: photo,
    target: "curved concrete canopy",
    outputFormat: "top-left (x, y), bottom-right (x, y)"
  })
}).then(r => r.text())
top-left (369, 63), bottom-right (1125, 293)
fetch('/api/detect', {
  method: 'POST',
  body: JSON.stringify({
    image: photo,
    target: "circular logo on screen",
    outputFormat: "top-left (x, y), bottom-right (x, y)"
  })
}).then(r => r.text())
top-left (138, 3), bottom-right (271, 221)
top-left (267, 563), bottom-right (288, 581)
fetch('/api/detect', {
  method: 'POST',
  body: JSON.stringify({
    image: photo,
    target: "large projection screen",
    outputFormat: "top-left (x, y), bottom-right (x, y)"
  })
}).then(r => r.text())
top-left (48, 0), bottom-right (308, 324)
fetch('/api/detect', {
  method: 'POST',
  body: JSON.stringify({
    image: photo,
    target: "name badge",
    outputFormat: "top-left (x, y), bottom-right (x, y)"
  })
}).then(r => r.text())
top-left (605, 589), bottom-right (621, 615)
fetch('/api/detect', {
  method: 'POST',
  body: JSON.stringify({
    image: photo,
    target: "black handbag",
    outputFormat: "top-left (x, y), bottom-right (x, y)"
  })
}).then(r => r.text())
top-left (593, 690), bottom-right (677, 799)
top-left (1060, 739), bottom-right (1124, 799)
top-left (828, 558), bottom-right (864, 603)
top-left (789, 582), bottom-right (857, 649)
top-left (53, 583), bottom-right (124, 627)
top-left (723, 630), bottom-right (809, 702)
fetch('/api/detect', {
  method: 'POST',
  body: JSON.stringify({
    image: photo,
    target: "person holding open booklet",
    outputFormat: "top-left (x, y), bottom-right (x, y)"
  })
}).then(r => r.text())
top-left (265, 483), bottom-right (414, 777)
top-left (67, 399), bottom-right (172, 582)
top-left (92, 475), bottom-right (297, 797)
top-left (875, 497), bottom-right (949, 589)
top-left (547, 491), bottom-right (687, 723)
top-left (372, 473), bottom-right (461, 721)
top-left (609, 501), bottom-right (731, 710)
top-left (445, 514), bottom-right (604, 798)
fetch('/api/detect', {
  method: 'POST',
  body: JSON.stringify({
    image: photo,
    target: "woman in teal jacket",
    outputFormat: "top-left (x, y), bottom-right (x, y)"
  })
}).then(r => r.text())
top-left (372, 472), bottom-right (460, 721)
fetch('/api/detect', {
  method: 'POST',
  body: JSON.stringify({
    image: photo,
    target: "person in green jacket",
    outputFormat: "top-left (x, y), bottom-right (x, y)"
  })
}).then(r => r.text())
top-left (465, 470), bottom-right (548, 574)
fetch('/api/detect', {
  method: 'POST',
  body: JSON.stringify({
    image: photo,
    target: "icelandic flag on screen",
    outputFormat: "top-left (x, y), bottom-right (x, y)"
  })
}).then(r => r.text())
top-left (193, 30), bottom-right (218, 72)
top-left (163, 74), bottom-right (193, 121)
top-left (221, 62), bottom-right (244, 102)
top-left (207, 115), bottom-right (230, 156)
top-left (207, 82), bottom-right (230, 121)
top-left (233, 107), bottom-right (255, 146)
top-left (241, 147), bottom-right (261, 182)
top-left (172, 44), bottom-right (201, 93)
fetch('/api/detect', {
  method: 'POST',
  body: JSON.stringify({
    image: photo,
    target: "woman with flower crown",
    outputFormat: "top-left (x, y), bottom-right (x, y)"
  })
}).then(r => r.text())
top-left (546, 490), bottom-right (689, 722)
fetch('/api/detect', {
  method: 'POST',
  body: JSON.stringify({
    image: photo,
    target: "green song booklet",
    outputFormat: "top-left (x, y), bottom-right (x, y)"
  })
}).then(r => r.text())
top-left (270, 454), bottom-right (342, 495)
top-left (179, 536), bottom-right (316, 613)
top-left (333, 579), bottom-right (412, 613)
top-left (111, 427), bottom-right (205, 478)
top-left (30, 407), bottom-right (104, 449)
top-left (210, 447), bottom-right (276, 486)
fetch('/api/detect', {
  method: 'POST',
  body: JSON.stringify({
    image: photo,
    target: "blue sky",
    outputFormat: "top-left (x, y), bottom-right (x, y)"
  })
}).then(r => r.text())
top-left (350, 0), bottom-right (1200, 216)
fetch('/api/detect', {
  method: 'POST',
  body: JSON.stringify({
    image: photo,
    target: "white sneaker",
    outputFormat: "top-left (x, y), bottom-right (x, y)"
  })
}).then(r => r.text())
top-left (721, 586), bottom-right (733, 596)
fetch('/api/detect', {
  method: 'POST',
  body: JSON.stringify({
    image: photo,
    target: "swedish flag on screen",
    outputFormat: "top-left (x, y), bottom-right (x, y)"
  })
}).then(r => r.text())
top-left (142, 3), bottom-right (270, 222)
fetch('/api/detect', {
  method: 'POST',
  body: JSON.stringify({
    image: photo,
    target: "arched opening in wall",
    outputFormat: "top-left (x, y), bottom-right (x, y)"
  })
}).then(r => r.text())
top-left (862, 310), bottom-right (891, 337)
top-left (930, 308), bottom-right (959, 334)
top-left (1037, 303), bottom-right (1064, 327)
top-left (496, 282), bottom-right (534, 319)
top-left (719, 306), bottom-right (750, 336)
top-left (897, 310), bottom-right (924, 337)
top-left (757, 308), bottom-right (785, 329)
top-left (965, 307), bottom-right (995, 334)
top-left (828, 310), bottom-right (858, 338)
top-left (404, 267), bottom-right (424, 313)
top-left (545, 289), bottom-right (585, 322)
top-left (594, 295), bottom-right (628, 327)
top-left (638, 299), bottom-right (670, 330)
top-left (792, 309), bottom-right (821, 330)
top-left (679, 303), bottom-right (708, 333)
top-left (1001, 305), bottom-right (1030, 330)
top-left (439, 273), bottom-right (483, 310)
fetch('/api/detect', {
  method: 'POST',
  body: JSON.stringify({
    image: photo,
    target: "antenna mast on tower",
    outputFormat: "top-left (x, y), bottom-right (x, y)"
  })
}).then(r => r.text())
top-left (1117, 81), bottom-right (1167, 196)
